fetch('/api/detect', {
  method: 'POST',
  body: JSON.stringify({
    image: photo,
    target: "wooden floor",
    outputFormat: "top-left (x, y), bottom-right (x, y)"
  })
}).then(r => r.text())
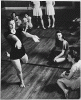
top-left (1, 26), bottom-right (80, 99)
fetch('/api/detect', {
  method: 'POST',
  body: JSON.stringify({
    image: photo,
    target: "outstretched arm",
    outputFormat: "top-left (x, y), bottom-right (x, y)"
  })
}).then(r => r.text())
top-left (22, 31), bottom-right (40, 42)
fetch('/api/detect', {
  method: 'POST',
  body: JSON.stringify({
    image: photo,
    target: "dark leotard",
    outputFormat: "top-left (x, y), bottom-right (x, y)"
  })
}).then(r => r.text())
top-left (4, 27), bottom-right (25, 60)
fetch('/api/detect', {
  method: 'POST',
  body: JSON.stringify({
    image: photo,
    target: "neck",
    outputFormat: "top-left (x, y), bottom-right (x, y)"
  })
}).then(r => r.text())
top-left (60, 38), bottom-right (63, 41)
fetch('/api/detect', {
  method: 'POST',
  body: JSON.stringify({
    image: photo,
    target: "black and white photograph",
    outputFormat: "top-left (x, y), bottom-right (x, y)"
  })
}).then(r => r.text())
top-left (1, 0), bottom-right (81, 99)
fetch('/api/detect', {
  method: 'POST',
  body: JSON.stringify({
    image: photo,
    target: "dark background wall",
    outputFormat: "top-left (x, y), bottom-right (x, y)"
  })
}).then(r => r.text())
top-left (1, 1), bottom-right (76, 7)
top-left (1, 1), bottom-right (80, 44)
top-left (1, 1), bottom-right (80, 29)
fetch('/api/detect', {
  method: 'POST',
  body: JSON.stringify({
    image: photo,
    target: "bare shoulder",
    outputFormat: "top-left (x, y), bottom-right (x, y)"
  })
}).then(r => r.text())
top-left (63, 40), bottom-right (68, 45)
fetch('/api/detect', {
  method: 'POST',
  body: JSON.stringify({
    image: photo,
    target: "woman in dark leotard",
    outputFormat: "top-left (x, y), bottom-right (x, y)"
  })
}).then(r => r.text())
top-left (4, 18), bottom-right (40, 87)
top-left (48, 30), bottom-right (69, 64)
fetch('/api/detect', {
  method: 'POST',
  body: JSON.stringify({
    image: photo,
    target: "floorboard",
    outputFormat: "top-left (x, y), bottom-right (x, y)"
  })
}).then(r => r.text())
top-left (1, 12), bottom-right (80, 99)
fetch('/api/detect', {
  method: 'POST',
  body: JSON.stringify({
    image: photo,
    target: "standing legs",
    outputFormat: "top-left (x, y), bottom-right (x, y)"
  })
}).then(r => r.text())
top-left (48, 15), bottom-right (51, 28)
top-left (52, 15), bottom-right (55, 28)
top-left (40, 16), bottom-right (46, 29)
top-left (11, 59), bottom-right (25, 87)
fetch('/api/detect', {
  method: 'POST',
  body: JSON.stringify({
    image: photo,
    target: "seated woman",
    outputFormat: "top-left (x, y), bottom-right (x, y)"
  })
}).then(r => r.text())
top-left (15, 16), bottom-right (22, 29)
top-left (4, 18), bottom-right (40, 88)
top-left (57, 50), bottom-right (80, 99)
top-left (11, 12), bottom-right (17, 21)
top-left (47, 30), bottom-right (69, 64)
top-left (24, 13), bottom-right (33, 29)
top-left (22, 13), bottom-right (33, 32)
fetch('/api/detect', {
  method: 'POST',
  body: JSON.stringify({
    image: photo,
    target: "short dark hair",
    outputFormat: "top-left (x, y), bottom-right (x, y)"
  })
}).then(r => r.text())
top-left (56, 30), bottom-right (62, 34)
top-left (69, 48), bottom-right (80, 62)
top-left (56, 30), bottom-right (65, 39)
top-left (11, 12), bottom-right (16, 17)
top-left (6, 17), bottom-right (13, 29)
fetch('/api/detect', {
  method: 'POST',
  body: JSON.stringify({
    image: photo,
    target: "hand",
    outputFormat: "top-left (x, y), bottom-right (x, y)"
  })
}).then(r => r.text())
top-left (15, 40), bottom-right (22, 49)
top-left (32, 35), bottom-right (40, 42)
top-left (6, 52), bottom-right (10, 57)
top-left (60, 71), bottom-right (66, 77)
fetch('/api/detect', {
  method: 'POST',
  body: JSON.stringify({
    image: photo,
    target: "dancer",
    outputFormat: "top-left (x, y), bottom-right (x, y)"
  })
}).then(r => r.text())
top-left (15, 16), bottom-right (22, 29)
top-left (46, 1), bottom-right (55, 28)
top-left (32, 1), bottom-right (46, 29)
top-left (47, 30), bottom-right (69, 64)
top-left (24, 13), bottom-right (33, 29)
top-left (11, 12), bottom-right (17, 21)
top-left (4, 18), bottom-right (40, 88)
top-left (22, 13), bottom-right (33, 32)
top-left (57, 51), bottom-right (80, 99)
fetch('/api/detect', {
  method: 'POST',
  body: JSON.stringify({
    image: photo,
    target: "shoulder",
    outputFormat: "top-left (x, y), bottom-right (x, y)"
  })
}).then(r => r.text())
top-left (63, 40), bottom-right (68, 45)
top-left (71, 63), bottom-right (77, 72)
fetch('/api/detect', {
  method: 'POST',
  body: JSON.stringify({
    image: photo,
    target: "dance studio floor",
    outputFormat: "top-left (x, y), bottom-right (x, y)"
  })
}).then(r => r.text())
top-left (1, 27), bottom-right (80, 99)
top-left (1, 8), bottom-right (80, 99)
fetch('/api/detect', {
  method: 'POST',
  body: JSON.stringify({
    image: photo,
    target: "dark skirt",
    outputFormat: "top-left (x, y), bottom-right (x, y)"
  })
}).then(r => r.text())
top-left (10, 45), bottom-right (25, 60)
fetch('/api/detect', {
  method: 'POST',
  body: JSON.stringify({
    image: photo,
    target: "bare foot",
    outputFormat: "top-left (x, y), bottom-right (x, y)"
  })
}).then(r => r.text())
top-left (52, 25), bottom-right (55, 28)
top-left (37, 26), bottom-right (40, 28)
top-left (64, 89), bottom-right (69, 99)
top-left (42, 26), bottom-right (46, 29)
top-left (20, 82), bottom-right (25, 88)
top-left (48, 25), bottom-right (50, 28)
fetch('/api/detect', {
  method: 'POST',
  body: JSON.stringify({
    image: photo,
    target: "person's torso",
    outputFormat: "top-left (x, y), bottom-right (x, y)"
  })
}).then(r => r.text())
top-left (5, 28), bottom-right (23, 48)
top-left (33, 1), bottom-right (40, 8)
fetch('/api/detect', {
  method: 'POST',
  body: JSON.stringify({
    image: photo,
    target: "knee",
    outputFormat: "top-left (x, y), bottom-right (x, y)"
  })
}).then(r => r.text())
top-left (53, 58), bottom-right (58, 63)
top-left (48, 16), bottom-right (50, 19)
top-left (57, 79), bottom-right (61, 85)
top-left (57, 79), bottom-right (60, 84)
top-left (23, 58), bottom-right (28, 64)
top-left (22, 55), bottom-right (28, 64)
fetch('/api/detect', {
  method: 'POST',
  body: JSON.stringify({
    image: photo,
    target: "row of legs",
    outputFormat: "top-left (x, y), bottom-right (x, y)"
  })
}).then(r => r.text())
top-left (34, 15), bottom-right (55, 29)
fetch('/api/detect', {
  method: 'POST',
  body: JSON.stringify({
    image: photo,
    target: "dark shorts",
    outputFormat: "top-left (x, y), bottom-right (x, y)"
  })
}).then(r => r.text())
top-left (10, 45), bottom-right (25, 60)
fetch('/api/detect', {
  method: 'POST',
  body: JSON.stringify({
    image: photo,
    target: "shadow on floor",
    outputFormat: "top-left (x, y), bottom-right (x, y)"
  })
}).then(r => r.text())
top-left (1, 80), bottom-right (20, 90)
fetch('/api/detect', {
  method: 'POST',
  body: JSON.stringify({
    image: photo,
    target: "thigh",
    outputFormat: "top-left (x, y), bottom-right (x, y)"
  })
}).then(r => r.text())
top-left (55, 57), bottom-right (66, 63)
top-left (11, 59), bottom-right (22, 72)
top-left (58, 78), bottom-right (71, 86)
top-left (21, 53), bottom-right (28, 63)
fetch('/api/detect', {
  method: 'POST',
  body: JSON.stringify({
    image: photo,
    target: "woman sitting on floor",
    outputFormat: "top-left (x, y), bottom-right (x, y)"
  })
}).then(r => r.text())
top-left (57, 50), bottom-right (80, 99)
top-left (15, 16), bottom-right (22, 29)
top-left (47, 30), bottom-right (69, 64)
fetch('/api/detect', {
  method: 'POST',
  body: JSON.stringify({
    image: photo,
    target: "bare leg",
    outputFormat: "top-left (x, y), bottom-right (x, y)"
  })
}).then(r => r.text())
top-left (57, 79), bottom-right (69, 98)
top-left (40, 16), bottom-right (46, 29)
top-left (48, 15), bottom-right (51, 28)
top-left (11, 59), bottom-right (25, 87)
top-left (54, 58), bottom-right (66, 63)
top-left (21, 53), bottom-right (28, 64)
top-left (52, 15), bottom-right (55, 28)
top-left (37, 16), bottom-right (40, 28)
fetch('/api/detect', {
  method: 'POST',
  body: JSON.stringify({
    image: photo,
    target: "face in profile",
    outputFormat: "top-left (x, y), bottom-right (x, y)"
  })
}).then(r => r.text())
top-left (57, 32), bottom-right (62, 41)
top-left (8, 20), bottom-right (15, 29)
top-left (25, 14), bottom-right (28, 18)
top-left (12, 13), bottom-right (16, 18)
top-left (16, 16), bottom-right (19, 20)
